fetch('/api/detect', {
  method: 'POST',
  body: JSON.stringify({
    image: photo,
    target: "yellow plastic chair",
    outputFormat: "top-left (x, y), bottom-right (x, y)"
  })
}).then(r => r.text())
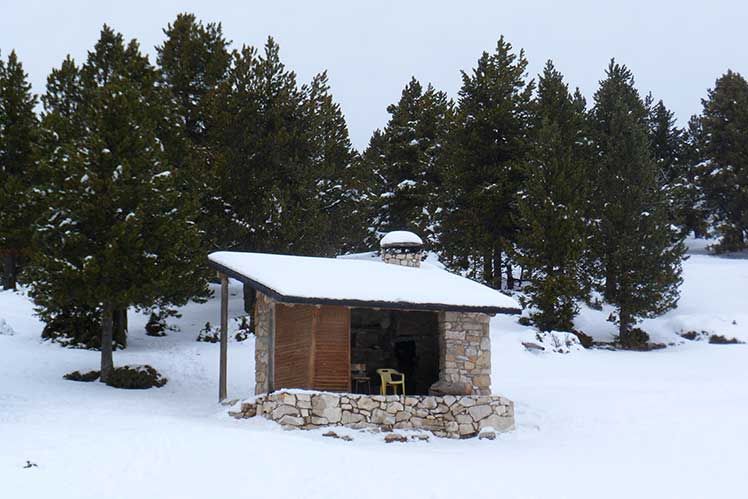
top-left (376, 368), bottom-right (405, 395)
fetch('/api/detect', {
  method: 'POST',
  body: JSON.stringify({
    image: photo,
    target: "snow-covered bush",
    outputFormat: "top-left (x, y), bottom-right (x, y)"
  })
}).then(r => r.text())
top-left (232, 316), bottom-right (252, 342)
top-left (524, 331), bottom-right (585, 354)
top-left (618, 327), bottom-right (650, 350)
top-left (196, 322), bottom-right (220, 343)
top-left (105, 365), bottom-right (167, 389)
top-left (709, 334), bottom-right (743, 345)
top-left (196, 319), bottom-right (252, 343)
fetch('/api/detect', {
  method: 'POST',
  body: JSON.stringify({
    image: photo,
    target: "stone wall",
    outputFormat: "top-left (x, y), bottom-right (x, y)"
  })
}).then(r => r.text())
top-left (231, 390), bottom-right (514, 439)
top-left (254, 292), bottom-right (273, 394)
top-left (437, 311), bottom-right (492, 396)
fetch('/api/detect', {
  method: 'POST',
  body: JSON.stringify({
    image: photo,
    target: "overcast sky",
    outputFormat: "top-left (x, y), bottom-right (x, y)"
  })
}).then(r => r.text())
top-left (1, 0), bottom-right (744, 150)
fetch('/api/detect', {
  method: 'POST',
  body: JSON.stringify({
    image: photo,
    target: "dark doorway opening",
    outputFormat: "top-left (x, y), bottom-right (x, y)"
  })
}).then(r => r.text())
top-left (350, 309), bottom-right (439, 395)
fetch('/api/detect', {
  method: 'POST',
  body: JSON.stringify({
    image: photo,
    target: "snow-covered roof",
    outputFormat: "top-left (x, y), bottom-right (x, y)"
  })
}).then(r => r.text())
top-left (208, 251), bottom-right (520, 314)
top-left (380, 231), bottom-right (423, 247)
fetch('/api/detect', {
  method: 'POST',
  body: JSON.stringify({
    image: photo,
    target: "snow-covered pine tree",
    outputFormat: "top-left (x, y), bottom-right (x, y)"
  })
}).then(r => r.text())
top-left (302, 71), bottom-right (367, 255)
top-left (206, 39), bottom-right (307, 253)
top-left (0, 50), bottom-right (39, 290)
top-left (156, 14), bottom-right (231, 254)
top-left (206, 38), bottom-right (358, 258)
top-left (590, 60), bottom-right (686, 344)
top-left (516, 61), bottom-right (591, 332)
top-left (693, 70), bottom-right (748, 252)
top-left (440, 36), bottom-right (534, 289)
top-left (363, 77), bottom-right (452, 246)
top-left (157, 13), bottom-right (231, 146)
top-left (26, 26), bottom-right (207, 381)
top-left (646, 99), bottom-right (702, 236)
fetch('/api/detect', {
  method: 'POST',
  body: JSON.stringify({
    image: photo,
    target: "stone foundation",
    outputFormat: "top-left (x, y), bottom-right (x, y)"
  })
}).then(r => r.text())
top-left (231, 390), bottom-right (514, 439)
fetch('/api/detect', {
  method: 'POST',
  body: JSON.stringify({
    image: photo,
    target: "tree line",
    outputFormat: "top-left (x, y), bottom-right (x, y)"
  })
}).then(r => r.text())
top-left (1, 15), bottom-right (746, 376)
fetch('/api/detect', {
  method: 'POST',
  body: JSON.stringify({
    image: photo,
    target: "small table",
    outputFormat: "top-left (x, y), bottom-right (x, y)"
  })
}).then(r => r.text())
top-left (352, 375), bottom-right (371, 394)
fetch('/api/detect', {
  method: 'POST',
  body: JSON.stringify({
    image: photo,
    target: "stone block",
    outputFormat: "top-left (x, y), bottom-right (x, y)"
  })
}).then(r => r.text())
top-left (357, 397), bottom-right (379, 411)
top-left (468, 404), bottom-right (493, 421)
top-left (371, 408), bottom-right (395, 425)
top-left (385, 402), bottom-right (404, 413)
top-left (271, 405), bottom-right (300, 420)
top-left (341, 411), bottom-right (365, 425)
top-left (278, 415), bottom-right (304, 427)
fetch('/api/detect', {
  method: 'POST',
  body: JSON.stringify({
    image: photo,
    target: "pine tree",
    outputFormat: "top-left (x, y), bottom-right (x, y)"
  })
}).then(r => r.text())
top-left (440, 36), bottom-right (534, 288)
top-left (157, 13), bottom-right (231, 146)
top-left (516, 61), bottom-right (591, 331)
top-left (590, 60), bottom-right (686, 343)
top-left (26, 26), bottom-right (207, 380)
top-left (694, 70), bottom-right (748, 252)
top-left (646, 99), bottom-right (703, 236)
top-left (156, 13), bottom-right (231, 250)
top-left (364, 77), bottom-right (453, 246)
top-left (0, 50), bottom-right (39, 290)
top-left (302, 71), bottom-right (367, 255)
top-left (206, 38), bottom-right (358, 257)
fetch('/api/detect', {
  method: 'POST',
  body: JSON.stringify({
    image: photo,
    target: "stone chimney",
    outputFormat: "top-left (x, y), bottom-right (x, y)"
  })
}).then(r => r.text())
top-left (379, 231), bottom-right (424, 268)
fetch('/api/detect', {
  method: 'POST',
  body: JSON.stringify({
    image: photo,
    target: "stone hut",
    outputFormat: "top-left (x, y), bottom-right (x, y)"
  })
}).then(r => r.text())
top-left (208, 231), bottom-right (520, 438)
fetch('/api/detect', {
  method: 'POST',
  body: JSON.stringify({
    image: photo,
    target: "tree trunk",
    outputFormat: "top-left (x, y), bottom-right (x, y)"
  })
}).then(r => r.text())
top-left (482, 250), bottom-right (493, 288)
top-left (100, 303), bottom-right (114, 383)
top-left (492, 247), bottom-right (502, 290)
top-left (113, 307), bottom-right (128, 348)
top-left (2, 252), bottom-right (17, 290)
top-left (604, 261), bottom-right (617, 301)
top-left (618, 306), bottom-right (631, 343)
top-left (506, 261), bottom-right (515, 290)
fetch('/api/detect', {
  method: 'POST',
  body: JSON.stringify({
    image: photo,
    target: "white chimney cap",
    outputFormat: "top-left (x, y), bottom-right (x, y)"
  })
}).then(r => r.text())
top-left (380, 231), bottom-right (423, 248)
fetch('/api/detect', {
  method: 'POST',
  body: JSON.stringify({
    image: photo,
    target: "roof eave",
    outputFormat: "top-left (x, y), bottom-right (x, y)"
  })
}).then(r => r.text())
top-left (208, 258), bottom-right (520, 316)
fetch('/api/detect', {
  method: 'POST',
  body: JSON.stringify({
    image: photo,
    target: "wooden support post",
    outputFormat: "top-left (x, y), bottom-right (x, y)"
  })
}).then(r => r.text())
top-left (219, 273), bottom-right (229, 402)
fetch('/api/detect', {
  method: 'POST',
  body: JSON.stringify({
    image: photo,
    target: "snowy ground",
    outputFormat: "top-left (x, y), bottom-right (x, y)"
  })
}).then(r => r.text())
top-left (1, 245), bottom-right (747, 499)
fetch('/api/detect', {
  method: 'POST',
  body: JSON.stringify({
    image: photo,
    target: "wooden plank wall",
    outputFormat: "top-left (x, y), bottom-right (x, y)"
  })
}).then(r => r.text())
top-left (274, 304), bottom-right (313, 390)
top-left (313, 306), bottom-right (351, 392)
top-left (274, 304), bottom-right (351, 392)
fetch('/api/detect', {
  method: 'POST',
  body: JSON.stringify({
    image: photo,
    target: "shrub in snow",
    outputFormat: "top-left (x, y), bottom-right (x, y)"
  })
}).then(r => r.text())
top-left (680, 330), bottom-right (706, 341)
top-left (0, 318), bottom-right (15, 336)
top-left (618, 328), bottom-right (650, 350)
top-left (63, 370), bottom-right (100, 382)
top-left (571, 329), bottom-right (594, 349)
top-left (145, 312), bottom-right (167, 337)
top-left (232, 316), bottom-right (252, 342)
top-left (197, 319), bottom-right (252, 343)
top-left (524, 331), bottom-right (584, 354)
top-left (196, 322), bottom-right (220, 343)
top-left (709, 335), bottom-right (743, 345)
top-left (105, 365), bottom-right (167, 389)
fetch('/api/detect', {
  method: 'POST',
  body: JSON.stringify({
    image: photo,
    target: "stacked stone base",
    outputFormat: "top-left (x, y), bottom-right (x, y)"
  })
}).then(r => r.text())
top-left (231, 390), bottom-right (514, 439)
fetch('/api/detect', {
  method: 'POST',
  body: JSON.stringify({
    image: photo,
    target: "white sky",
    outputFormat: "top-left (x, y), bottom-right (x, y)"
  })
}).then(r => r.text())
top-left (1, 0), bottom-right (744, 150)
